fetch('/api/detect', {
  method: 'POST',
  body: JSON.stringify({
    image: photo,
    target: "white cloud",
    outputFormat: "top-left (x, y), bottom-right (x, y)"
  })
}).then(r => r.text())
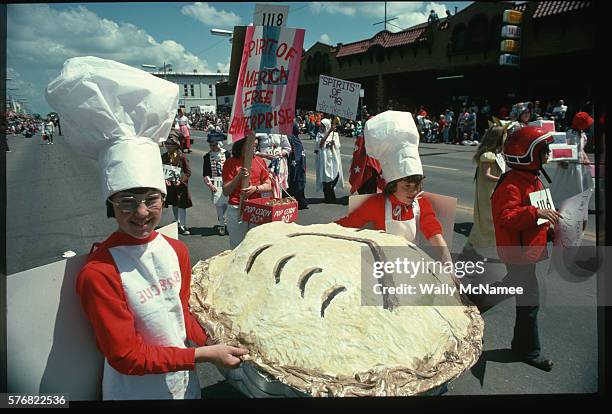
top-left (319, 34), bottom-right (332, 45)
top-left (181, 2), bottom-right (241, 28)
top-left (216, 60), bottom-right (230, 73)
top-left (309, 2), bottom-right (357, 17)
top-left (7, 4), bottom-right (215, 113)
top-left (365, 2), bottom-right (449, 32)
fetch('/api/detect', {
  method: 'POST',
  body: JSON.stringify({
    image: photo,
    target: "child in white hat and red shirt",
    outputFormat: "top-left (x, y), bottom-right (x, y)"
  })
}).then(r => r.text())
top-left (46, 56), bottom-right (246, 400)
top-left (336, 110), bottom-right (454, 270)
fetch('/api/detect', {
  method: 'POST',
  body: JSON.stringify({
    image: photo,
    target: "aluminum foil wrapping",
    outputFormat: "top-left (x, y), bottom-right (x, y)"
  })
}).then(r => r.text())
top-left (190, 252), bottom-right (484, 397)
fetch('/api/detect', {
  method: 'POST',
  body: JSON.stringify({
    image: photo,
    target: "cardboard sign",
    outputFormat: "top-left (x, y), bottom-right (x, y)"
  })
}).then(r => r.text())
top-left (254, 4), bottom-right (289, 27)
top-left (163, 164), bottom-right (182, 181)
top-left (421, 192), bottom-right (457, 249)
top-left (495, 153), bottom-right (507, 173)
top-left (549, 144), bottom-right (578, 162)
top-left (228, 25), bottom-right (305, 142)
top-left (242, 197), bottom-right (298, 224)
top-left (551, 132), bottom-right (567, 144)
top-left (211, 176), bottom-right (227, 206)
top-left (554, 189), bottom-right (593, 247)
top-left (316, 75), bottom-right (361, 120)
top-left (547, 189), bottom-right (594, 283)
top-left (6, 222), bottom-right (178, 400)
top-left (529, 188), bottom-right (555, 225)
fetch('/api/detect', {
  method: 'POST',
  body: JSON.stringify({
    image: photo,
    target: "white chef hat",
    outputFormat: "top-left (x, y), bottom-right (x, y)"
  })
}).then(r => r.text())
top-left (45, 56), bottom-right (179, 200)
top-left (364, 110), bottom-right (422, 183)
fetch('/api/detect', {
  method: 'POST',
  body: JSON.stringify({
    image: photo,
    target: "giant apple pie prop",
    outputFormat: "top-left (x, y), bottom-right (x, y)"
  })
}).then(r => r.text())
top-left (190, 222), bottom-right (483, 396)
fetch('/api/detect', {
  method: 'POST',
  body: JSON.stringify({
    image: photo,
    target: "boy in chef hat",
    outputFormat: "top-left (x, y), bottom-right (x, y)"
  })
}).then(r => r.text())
top-left (336, 110), bottom-right (453, 268)
top-left (46, 56), bottom-right (247, 400)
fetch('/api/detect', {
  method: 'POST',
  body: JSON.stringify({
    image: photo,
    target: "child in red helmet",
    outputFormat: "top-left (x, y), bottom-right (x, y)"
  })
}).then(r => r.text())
top-left (485, 126), bottom-right (562, 371)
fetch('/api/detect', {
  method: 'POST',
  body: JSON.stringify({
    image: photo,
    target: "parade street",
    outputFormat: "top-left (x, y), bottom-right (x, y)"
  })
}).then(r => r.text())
top-left (6, 130), bottom-right (598, 396)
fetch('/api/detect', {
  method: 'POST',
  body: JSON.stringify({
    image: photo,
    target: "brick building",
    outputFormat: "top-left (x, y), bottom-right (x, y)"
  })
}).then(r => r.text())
top-left (297, 1), bottom-right (594, 118)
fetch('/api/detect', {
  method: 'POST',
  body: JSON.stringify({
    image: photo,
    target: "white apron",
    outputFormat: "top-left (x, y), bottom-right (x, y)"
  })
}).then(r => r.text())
top-left (104, 235), bottom-right (200, 400)
top-left (209, 150), bottom-right (228, 206)
top-left (211, 177), bottom-right (228, 206)
top-left (384, 196), bottom-right (421, 243)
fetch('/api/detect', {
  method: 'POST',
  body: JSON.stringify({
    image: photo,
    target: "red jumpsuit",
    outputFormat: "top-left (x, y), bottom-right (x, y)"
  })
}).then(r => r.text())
top-left (490, 168), bottom-right (550, 359)
top-left (492, 169), bottom-right (550, 264)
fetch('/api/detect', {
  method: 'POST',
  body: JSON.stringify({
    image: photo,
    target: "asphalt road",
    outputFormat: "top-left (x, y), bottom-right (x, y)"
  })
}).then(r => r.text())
top-left (5, 130), bottom-right (599, 396)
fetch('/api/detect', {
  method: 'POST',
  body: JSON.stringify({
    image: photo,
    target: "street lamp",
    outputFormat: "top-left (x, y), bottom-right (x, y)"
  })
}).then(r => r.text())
top-left (210, 28), bottom-right (233, 42)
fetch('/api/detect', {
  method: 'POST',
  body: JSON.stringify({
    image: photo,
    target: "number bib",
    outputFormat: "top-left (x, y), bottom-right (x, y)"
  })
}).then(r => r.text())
top-left (529, 188), bottom-right (555, 225)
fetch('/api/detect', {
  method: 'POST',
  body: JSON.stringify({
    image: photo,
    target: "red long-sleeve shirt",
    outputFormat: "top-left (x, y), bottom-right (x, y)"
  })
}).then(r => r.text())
top-left (222, 156), bottom-right (270, 205)
top-left (76, 231), bottom-right (207, 375)
top-left (491, 169), bottom-right (550, 264)
top-left (335, 193), bottom-right (442, 240)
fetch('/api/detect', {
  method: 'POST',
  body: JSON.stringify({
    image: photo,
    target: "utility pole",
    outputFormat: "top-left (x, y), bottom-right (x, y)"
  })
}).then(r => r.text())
top-left (373, 1), bottom-right (398, 32)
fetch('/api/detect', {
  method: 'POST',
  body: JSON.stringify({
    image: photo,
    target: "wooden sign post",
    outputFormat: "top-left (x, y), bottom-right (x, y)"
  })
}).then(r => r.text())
top-left (238, 132), bottom-right (256, 219)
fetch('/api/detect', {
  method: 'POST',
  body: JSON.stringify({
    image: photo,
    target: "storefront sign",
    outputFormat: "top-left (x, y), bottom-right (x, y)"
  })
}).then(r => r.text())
top-left (503, 9), bottom-right (523, 25)
top-left (500, 39), bottom-right (520, 53)
top-left (499, 54), bottom-right (520, 67)
top-left (501, 25), bottom-right (521, 39)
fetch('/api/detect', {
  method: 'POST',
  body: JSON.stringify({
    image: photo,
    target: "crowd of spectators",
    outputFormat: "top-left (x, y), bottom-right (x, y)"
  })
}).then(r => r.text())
top-left (4, 112), bottom-right (39, 136)
top-left (187, 111), bottom-right (231, 133)
top-left (410, 98), bottom-right (593, 148)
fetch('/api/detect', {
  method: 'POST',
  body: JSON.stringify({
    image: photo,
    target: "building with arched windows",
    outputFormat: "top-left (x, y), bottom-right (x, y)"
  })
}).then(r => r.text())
top-left (296, 1), bottom-right (594, 119)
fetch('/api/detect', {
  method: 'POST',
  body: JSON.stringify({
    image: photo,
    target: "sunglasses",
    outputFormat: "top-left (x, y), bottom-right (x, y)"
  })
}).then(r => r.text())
top-left (108, 192), bottom-right (164, 214)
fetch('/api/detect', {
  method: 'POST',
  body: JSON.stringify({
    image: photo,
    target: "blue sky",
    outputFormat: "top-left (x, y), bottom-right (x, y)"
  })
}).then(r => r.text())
top-left (7, 2), bottom-right (471, 115)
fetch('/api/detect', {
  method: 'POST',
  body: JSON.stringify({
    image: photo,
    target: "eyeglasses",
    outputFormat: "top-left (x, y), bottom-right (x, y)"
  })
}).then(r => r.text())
top-left (108, 193), bottom-right (164, 214)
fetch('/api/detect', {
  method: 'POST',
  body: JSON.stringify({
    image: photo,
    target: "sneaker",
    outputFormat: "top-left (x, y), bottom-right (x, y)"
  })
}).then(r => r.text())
top-left (179, 225), bottom-right (190, 235)
top-left (218, 225), bottom-right (226, 236)
top-left (521, 356), bottom-right (554, 371)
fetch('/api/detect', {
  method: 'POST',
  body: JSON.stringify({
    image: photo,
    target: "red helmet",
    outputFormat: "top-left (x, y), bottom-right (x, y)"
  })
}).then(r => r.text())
top-left (503, 126), bottom-right (553, 171)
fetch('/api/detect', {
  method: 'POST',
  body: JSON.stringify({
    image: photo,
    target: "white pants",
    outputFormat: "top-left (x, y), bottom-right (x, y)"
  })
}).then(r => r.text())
top-left (171, 207), bottom-right (187, 227)
top-left (216, 203), bottom-right (228, 227)
top-left (226, 204), bottom-right (256, 249)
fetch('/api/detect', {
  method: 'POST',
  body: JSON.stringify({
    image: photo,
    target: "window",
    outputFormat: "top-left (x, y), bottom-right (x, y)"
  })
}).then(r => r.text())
top-left (209, 84), bottom-right (213, 97)
top-left (306, 56), bottom-right (313, 78)
top-left (190, 84), bottom-right (195, 96)
top-left (452, 24), bottom-right (467, 52)
top-left (467, 14), bottom-right (488, 50)
top-left (183, 84), bottom-right (188, 96)
top-left (489, 16), bottom-right (503, 49)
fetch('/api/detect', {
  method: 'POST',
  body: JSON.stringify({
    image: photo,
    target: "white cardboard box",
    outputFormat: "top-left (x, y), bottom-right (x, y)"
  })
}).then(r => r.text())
top-left (528, 119), bottom-right (555, 132)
